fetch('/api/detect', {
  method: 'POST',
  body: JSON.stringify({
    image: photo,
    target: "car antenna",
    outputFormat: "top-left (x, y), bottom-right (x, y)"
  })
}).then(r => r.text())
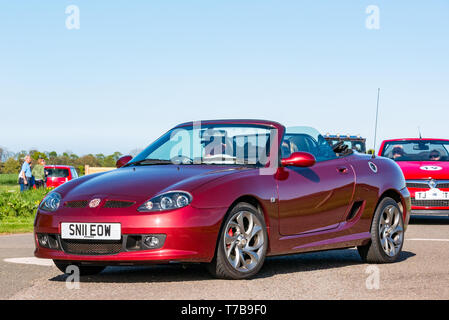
top-left (372, 88), bottom-right (381, 158)
top-left (418, 126), bottom-right (422, 139)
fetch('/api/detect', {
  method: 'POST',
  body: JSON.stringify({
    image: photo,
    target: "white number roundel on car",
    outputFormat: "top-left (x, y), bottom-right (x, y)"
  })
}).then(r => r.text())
top-left (420, 166), bottom-right (442, 171)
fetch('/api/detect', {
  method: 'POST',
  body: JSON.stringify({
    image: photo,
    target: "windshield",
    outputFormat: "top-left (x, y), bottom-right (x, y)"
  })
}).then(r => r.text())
top-left (130, 124), bottom-right (275, 166)
top-left (46, 168), bottom-right (69, 178)
top-left (381, 140), bottom-right (449, 162)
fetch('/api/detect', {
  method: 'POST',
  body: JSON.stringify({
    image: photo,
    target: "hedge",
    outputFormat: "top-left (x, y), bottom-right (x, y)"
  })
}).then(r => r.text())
top-left (0, 188), bottom-right (51, 220)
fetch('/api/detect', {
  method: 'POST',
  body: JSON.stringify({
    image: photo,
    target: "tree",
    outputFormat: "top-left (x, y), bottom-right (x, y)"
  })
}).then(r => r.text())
top-left (31, 151), bottom-right (48, 161)
top-left (95, 153), bottom-right (105, 166)
top-left (48, 151), bottom-right (58, 158)
top-left (16, 150), bottom-right (27, 160)
top-left (2, 158), bottom-right (20, 174)
top-left (102, 155), bottom-right (116, 167)
top-left (0, 147), bottom-right (14, 162)
top-left (78, 154), bottom-right (101, 167)
top-left (112, 151), bottom-right (123, 160)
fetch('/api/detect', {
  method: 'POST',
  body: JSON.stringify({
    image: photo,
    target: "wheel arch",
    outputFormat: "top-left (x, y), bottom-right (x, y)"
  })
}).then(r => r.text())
top-left (210, 194), bottom-right (271, 262)
top-left (228, 195), bottom-right (271, 232)
top-left (377, 189), bottom-right (406, 222)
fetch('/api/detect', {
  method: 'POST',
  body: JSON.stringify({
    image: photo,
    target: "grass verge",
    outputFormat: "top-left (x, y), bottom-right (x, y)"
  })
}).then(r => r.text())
top-left (0, 216), bottom-right (35, 234)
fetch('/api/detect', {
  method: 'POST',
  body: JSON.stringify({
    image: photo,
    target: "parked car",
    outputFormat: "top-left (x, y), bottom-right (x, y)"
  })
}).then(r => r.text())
top-left (44, 165), bottom-right (79, 188)
top-left (379, 138), bottom-right (449, 216)
top-left (35, 120), bottom-right (410, 279)
top-left (324, 134), bottom-right (367, 153)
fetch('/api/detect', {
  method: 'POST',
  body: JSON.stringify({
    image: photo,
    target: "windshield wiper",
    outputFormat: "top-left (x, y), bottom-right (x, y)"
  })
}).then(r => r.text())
top-left (125, 158), bottom-right (173, 167)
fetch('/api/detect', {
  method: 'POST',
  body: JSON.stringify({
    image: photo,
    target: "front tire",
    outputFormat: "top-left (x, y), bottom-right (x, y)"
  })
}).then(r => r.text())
top-left (358, 197), bottom-right (404, 263)
top-left (208, 202), bottom-right (268, 279)
top-left (53, 260), bottom-right (106, 276)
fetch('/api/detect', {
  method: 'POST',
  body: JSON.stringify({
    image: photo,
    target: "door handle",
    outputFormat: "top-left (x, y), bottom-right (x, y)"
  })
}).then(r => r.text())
top-left (337, 166), bottom-right (348, 174)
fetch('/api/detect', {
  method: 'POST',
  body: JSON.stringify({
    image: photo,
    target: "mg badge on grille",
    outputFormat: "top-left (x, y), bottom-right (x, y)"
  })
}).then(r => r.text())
top-left (89, 198), bottom-right (101, 208)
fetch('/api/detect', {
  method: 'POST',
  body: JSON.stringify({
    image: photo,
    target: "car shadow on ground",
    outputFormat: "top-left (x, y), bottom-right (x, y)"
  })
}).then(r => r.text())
top-left (252, 248), bottom-right (415, 280)
top-left (48, 248), bottom-right (415, 283)
top-left (409, 215), bottom-right (449, 225)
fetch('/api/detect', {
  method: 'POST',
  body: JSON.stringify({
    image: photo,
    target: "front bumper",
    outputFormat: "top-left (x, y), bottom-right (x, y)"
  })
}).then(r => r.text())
top-left (411, 209), bottom-right (449, 216)
top-left (399, 187), bottom-right (412, 231)
top-left (407, 187), bottom-right (449, 217)
top-left (34, 205), bottom-right (228, 264)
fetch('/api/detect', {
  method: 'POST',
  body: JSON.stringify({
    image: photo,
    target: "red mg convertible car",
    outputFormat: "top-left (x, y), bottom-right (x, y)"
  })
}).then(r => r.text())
top-left (35, 120), bottom-right (410, 279)
top-left (379, 138), bottom-right (449, 216)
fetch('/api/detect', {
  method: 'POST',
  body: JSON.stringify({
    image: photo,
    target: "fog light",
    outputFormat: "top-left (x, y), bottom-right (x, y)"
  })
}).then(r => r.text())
top-left (144, 236), bottom-right (159, 248)
top-left (37, 234), bottom-right (60, 250)
top-left (38, 234), bottom-right (49, 247)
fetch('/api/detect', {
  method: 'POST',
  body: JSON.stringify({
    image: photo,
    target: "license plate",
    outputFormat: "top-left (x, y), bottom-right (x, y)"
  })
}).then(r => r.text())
top-left (415, 189), bottom-right (449, 200)
top-left (61, 223), bottom-right (121, 240)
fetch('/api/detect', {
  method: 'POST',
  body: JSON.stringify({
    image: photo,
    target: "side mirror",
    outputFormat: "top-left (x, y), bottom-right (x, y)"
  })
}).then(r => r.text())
top-left (281, 152), bottom-right (316, 168)
top-left (116, 155), bottom-right (133, 168)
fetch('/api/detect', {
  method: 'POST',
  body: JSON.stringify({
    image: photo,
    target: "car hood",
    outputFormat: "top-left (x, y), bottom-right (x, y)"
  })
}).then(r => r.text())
top-left (60, 165), bottom-right (246, 202)
top-left (396, 161), bottom-right (449, 180)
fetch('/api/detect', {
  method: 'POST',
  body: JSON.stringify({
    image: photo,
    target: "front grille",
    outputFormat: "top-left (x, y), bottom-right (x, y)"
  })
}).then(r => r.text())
top-left (103, 200), bottom-right (135, 208)
top-left (60, 239), bottom-right (123, 255)
top-left (437, 183), bottom-right (449, 188)
top-left (65, 200), bottom-right (88, 208)
top-left (406, 182), bottom-right (428, 188)
top-left (411, 199), bottom-right (449, 207)
top-left (406, 180), bottom-right (449, 189)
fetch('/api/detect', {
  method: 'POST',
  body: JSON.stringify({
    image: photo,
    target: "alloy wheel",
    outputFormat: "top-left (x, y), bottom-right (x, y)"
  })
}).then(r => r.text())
top-left (223, 210), bottom-right (265, 272)
top-left (378, 204), bottom-right (404, 257)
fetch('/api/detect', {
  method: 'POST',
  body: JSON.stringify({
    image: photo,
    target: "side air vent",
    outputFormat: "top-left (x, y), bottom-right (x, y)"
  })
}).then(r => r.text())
top-left (346, 201), bottom-right (364, 221)
top-left (65, 200), bottom-right (88, 208)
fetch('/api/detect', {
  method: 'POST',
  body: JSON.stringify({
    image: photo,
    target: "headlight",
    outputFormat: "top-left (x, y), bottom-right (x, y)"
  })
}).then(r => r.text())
top-left (137, 191), bottom-right (192, 212)
top-left (39, 192), bottom-right (62, 212)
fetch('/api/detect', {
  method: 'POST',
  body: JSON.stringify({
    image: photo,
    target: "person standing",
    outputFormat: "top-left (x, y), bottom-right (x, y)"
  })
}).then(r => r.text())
top-left (42, 159), bottom-right (48, 188)
top-left (32, 157), bottom-right (46, 189)
top-left (18, 155), bottom-right (32, 192)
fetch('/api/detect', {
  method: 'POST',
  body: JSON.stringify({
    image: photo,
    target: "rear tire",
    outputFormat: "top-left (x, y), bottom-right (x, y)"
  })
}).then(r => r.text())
top-left (53, 260), bottom-right (106, 276)
top-left (358, 197), bottom-right (404, 263)
top-left (208, 202), bottom-right (268, 279)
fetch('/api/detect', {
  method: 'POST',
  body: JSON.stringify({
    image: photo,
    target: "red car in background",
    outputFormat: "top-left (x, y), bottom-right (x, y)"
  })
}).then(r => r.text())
top-left (45, 165), bottom-right (79, 188)
top-left (379, 138), bottom-right (449, 216)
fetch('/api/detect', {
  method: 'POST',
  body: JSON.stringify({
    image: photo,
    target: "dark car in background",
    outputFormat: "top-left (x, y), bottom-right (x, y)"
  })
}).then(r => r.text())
top-left (44, 165), bottom-right (78, 188)
top-left (324, 134), bottom-right (367, 154)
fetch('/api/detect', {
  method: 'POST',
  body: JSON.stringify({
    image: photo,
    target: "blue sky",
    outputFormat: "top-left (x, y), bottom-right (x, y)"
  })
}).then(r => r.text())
top-left (1, 1), bottom-right (448, 155)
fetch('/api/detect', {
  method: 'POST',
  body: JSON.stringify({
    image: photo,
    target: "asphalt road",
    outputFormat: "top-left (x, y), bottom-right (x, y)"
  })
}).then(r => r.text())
top-left (1, 216), bottom-right (448, 300)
